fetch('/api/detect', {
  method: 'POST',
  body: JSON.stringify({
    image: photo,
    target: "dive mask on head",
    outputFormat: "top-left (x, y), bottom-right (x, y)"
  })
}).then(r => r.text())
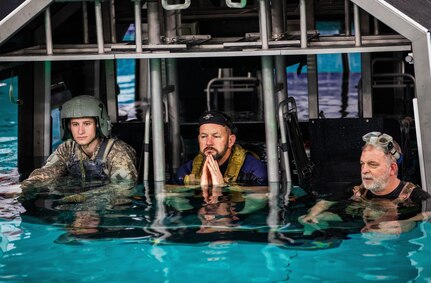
top-left (362, 131), bottom-right (402, 163)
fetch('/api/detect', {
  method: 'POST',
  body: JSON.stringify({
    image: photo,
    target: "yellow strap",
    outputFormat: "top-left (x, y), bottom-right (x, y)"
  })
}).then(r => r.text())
top-left (184, 144), bottom-right (250, 185)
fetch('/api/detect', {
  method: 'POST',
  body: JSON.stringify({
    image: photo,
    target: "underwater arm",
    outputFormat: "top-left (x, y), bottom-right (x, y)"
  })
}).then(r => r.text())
top-left (299, 199), bottom-right (337, 224)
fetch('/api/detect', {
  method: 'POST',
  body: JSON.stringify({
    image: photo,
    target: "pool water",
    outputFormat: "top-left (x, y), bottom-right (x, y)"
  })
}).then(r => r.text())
top-left (1, 184), bottom-right (431, 283)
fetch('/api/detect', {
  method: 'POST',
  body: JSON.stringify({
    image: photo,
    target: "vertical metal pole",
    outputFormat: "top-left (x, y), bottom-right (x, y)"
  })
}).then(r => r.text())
top-left (353, 3), bottom-right (362, 47)
top-left (105, 60), bottom-right (118, 122)
top-left (167, 59), bottom-right (181, 175)
top-left (222, 68), bottom-right (234, 112)
top-left (134, 0), bottom-right (142, 52)
top-left (271, 0), bottom-right (287, 103)
top-left (44, 7), bottom-right (53, 55)
top-left (258, 0), bottom-right (269, 49)
top-left (361, 54), bottom-right (372, 117)
top-left (150, 59), bottom-right (166, 182)
top-left (307, 56), bottom-right (319, 119)
top-left (147, 0), bottom-right (161, 45)
top-left (148, 0), bottom-right (165, 182)
top-left (411, 38), bottom-right (431, 192)
top-left (165, 8), bottom-right (181, 175)
top-left (373, 17), bottom-right (380, 35)
top-left (299, 0), bottom-right (307, 48)
top-left (344, 0), bottom-right (351, 36)
top-left (259, 0), bottom-right (279, 183)
top-left (165, 9), bottom-right (176, 44)
top-left (413, 98), bottom-right (426, 190)
top-left (275, 56), bottom-right (287, 103)
top-left (110, 0), bottom-right (117, 43)
top-left (82, 2), bottom-right (89, 44)
top-left (33, 62), bottom-right (51, 164)
top-left (95, 0), bottom-right (105, 53)
top-left (271, 0), bottom-right (284, 40)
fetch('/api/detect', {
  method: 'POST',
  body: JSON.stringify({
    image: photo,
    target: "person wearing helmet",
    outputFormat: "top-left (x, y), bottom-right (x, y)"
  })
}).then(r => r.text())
top-left (21, 95), bottom-right (138, 191)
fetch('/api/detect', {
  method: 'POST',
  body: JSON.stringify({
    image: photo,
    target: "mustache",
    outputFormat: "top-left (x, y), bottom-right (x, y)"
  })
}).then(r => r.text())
top-left (204, 147), bottom-right (217, 152)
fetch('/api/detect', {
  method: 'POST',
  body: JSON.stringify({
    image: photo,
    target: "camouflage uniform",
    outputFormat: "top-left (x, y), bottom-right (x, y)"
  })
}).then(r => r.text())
top-left (22, 138), bottom-right (137, 186)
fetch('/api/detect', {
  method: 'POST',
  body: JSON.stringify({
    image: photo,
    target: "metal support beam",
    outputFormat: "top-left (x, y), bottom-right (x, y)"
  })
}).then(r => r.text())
top-left (150, 58), bottom-right (166, 182)
top-left (33, 61), bottom-right (51, 165)
top-left (105, 60), bottom-right (117, 122)
top-left (110, 0), bottom-right (117, 43)
top-left (94, 1), bottom-right (104, 53)
top-left (0, 0), bottom-right (53, 46)
top-left (412, 37), bottom-right (431, 191)
top-left (82, 2), bottom-right (89, 44)
top-left (299, 0), bottom-right (307, 48)
top-left (133, 0), bottom-right (142, 53)
top-left (258, 0), bottom-right (269, 49)
top-left (353, 4), bottom-right (362, 47)
top-left (261, 56), bottom-right (279, 183)
top-left (44, 7), bottom-right (53, 55)
top-left (259, 0), bottom-right (279, 183)
top-left (344, 0), bottom-right (351, 36)
top-left (148, 0), bottom-right (165, 182)
top-left (271, 0), bottom-right (284, 39)
top-left (307, 55), bottom-right (319, 119)
top-left (167, 58), bottom-right (181, 175)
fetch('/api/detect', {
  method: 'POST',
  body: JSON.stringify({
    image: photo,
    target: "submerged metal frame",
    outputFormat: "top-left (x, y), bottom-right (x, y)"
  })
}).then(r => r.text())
top-left (2, 0), bottom-right (429, 190)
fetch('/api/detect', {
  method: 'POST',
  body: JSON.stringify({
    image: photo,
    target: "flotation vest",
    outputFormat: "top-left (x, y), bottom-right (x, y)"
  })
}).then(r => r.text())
top-left (67, 138), bottom-right (116, 182)
top-left (351, 181), bottom-right (417, 204)
top-left (184, 144), bottom-right (257, 185)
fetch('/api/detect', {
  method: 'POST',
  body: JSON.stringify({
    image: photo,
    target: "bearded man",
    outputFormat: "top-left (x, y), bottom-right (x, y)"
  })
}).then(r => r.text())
top-left (298, 132), bottom-right (430, 234)
top-left (174, 110), bottom-right (267, 186)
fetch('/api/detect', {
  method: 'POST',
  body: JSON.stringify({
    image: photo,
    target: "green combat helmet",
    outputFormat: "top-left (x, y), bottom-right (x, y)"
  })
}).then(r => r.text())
top-left (60, 95), bottom-right (112, 140)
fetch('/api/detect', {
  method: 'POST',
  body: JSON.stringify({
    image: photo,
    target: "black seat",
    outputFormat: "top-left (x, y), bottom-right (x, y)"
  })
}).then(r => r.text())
top-left (111, 122), bottom-right (146, 182)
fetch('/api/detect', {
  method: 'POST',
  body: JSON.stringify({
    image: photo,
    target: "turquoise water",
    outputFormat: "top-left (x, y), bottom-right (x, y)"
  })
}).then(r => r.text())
top-left (1, 187), bottom-right (431, 282)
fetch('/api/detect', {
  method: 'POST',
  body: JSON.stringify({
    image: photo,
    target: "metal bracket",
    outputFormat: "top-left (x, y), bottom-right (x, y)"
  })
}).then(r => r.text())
top-left (161, 0), bottom-right (191, 10)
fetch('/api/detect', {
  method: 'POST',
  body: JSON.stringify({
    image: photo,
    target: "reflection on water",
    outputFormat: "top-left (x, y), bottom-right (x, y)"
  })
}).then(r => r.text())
top-left (1, 182), bottom-right (431, 282)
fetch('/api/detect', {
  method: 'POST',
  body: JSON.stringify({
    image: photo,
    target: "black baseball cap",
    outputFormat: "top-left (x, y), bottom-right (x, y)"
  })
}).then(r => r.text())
top-left (198, 110), bottom-right (238, 134)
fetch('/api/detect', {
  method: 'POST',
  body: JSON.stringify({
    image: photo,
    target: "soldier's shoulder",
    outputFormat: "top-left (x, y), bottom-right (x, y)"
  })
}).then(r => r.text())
top-left (110, 138), bottom-right (136, 154)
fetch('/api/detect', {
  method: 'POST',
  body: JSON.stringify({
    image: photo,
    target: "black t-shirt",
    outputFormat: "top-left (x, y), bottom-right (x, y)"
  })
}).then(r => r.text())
top-left (325, 181), bottom-right (430, 203)
top-left (364, 181), bottom-right (430, 203)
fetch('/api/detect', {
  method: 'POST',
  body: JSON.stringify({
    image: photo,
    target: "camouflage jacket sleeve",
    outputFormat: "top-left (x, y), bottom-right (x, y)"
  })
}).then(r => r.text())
top-left (105, 139), bottom-right (138, 184)
top-left (22, 141), bottom-right (72, 186)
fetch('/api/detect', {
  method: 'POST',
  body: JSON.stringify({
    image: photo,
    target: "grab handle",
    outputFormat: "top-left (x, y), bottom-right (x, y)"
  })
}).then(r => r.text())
top-left (226, 0), bottom-right (246, 8)
top-left (161, 0), bottom-right (191, 10)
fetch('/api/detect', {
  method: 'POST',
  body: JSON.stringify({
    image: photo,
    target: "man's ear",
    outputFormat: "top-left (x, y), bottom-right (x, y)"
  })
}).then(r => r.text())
top-left (229, 134), bottom-right (236, 148)
top-left (390, 162), bottom-right (398, 175)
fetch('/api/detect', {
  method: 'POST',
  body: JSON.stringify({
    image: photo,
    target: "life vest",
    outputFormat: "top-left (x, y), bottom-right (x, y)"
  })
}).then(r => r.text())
top-left (184, 144), bottom-right (257, 185)
top-left (67, 138), bottom-right (116, 182)
top-left (351, 181), bottom-right (417, 205)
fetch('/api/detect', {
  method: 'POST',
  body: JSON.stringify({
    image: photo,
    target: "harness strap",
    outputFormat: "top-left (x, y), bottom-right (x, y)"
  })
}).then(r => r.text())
top-left (351, 181), bottom-right (416, 204)
top-left (393, 182), bottom-right (416, 204)
top-left (100, 138), bottom-right (117, 163)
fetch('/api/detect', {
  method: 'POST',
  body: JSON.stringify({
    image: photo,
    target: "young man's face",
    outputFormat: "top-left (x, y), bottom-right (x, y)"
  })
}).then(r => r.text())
top-left (360, 145), bottom-right (395, 193)
top-left (69, 117), bottom-right (98, 146)
top-left (198, 123), bottom-right (235, 162)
